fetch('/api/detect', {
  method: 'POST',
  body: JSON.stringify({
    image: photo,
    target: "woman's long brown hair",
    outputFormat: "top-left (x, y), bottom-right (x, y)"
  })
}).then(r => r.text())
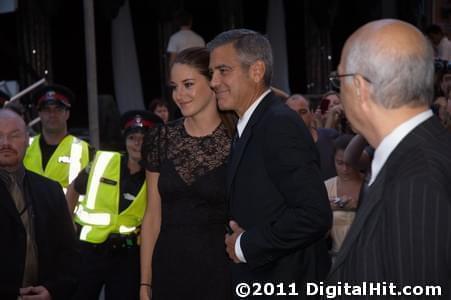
top-left (172, 47), bottom-right (237, 137)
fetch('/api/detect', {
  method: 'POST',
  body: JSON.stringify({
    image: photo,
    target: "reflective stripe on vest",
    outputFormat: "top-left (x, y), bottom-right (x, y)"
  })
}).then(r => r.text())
top-left (69, 138), bottom-right (83, 184)
top-left (85, 151), bottom-right (115, 209)
top-left (75, 151), bottom-right (147, 243)
top-left (80, 225), bottom-right (93, 241)
top-left (119, 225), bottom-right (137, 234)
top-left (75, 205), bottom-right (111, 225)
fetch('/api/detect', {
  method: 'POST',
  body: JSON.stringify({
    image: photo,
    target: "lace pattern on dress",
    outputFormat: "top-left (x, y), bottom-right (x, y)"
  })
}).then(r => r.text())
top-left (142, 119), bottom-right (231, 185)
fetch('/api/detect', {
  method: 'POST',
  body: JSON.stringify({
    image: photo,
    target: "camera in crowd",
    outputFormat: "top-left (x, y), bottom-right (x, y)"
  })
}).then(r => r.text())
top-left (329, 196), bottom-right (350, 209)
top-left (434, 59), bottom-right (451, 73)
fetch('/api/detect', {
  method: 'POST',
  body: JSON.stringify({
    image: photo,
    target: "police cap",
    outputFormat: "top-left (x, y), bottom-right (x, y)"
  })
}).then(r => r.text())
top-left (33, 84), bottom-right (74, 110)
top-left (120, 110), bottom-right (163, 136)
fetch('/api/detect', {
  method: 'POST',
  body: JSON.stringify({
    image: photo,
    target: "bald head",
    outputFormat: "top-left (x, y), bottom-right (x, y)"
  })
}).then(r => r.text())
top-left (286, 94), bottom-right (313, 126)
top-left (0, 109), bottom-right (27, 130)
top-left (340, 19), bottom-right (434, 109)
top-left (0, 109), bottom-right (29, 171)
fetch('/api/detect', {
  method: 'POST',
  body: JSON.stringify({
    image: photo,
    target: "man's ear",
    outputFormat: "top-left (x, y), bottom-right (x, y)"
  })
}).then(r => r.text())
top-left (353, 76), bottom-right (361, 97)
top-left (249, 60), bottom-right (266, 83)
top-left (353, 75), bottom-right (371, 112)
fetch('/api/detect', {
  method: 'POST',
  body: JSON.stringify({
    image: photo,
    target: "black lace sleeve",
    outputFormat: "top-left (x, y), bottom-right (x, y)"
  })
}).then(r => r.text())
top-left (141, 125), bottom-right (166, 172)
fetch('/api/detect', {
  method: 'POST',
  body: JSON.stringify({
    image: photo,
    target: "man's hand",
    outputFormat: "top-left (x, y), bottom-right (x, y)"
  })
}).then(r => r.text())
top-left (225, 220), bottom-right (245, 264)
top-left (20, 286), bottom-right (51, 300)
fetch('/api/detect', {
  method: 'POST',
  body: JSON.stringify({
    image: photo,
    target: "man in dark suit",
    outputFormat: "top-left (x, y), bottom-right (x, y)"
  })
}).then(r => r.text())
top-left (327, 20), bottom-right (451, 298)
top-left (208, 29), bottom-right (332, 299)
top-left (0, 109), bottom-right (79, 300)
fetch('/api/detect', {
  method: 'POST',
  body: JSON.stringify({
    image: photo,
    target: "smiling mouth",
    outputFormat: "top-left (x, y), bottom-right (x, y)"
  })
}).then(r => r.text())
top-left (215, 90), bottom-right (228, 97)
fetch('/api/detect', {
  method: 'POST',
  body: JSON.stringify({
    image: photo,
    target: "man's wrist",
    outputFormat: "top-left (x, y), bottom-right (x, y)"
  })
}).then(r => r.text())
top-left (235, 232), bottom-right (247, 263)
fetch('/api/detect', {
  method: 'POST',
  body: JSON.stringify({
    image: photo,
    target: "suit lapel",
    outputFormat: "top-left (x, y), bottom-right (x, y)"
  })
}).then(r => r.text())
top-left (226, 92), bottom-right (277, 195)
top-left (0, 180), bottom-right (24, 226)
top-left (329, 170), bottom-right (386, 275)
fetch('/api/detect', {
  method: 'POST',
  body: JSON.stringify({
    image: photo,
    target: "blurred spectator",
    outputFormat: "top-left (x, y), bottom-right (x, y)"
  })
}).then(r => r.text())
top-left (315, 91), bottom-right (341, 128)
top-left (432, 96), bottom-right (451, 131)
top-left (324, 134), bottom-right (363, 260)
top-left (425, 24), bottom-right (451, 61)
top-left (148, 98), bottom-right (170, 124)
top-left (286, 94), bottom-right (338, 180)
top-left (167, 11), bottom-right (205, 66)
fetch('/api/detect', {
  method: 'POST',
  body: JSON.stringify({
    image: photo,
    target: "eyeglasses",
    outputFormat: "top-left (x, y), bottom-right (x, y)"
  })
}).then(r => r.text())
top-left (329, 71), bottom-right (372, 90)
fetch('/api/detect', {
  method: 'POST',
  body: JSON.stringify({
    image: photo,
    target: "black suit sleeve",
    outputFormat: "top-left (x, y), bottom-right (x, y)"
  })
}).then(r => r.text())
top-left (38, 179), bottom-right (80, 299)
top-left (241, 112), bottom-right (332, 268)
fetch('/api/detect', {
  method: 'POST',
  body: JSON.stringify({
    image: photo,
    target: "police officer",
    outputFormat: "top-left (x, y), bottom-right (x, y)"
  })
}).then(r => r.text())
top-left (67, 110), bottom-right (162, 300)
top-left (23, 84), bottom-right (92, 193)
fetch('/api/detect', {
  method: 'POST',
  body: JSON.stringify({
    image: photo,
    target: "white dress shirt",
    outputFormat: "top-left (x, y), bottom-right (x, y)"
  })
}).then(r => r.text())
top-left (437, 36), bottom-right (451, 61)
top-left (369, 110), bottom-right (433, 186)
top-left (236, 89), bottom-right (271, 137)
top-left (234, 88), bottom-right (271, 263)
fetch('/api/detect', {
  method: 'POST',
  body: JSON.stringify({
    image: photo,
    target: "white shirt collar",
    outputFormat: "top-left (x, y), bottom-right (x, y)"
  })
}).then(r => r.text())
top-left (369, 109), bottom-right (433, 185)
top-left (236, 89), bottom-right (271, 137)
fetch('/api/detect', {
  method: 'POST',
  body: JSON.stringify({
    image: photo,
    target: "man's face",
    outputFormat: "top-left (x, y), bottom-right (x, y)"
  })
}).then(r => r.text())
top-left (38, 104), bottom-right (69, 134)
top-left (286, 97), bottom-right (312, 127)
top-left (209, 43), bottom-right (256, 116)
top-left (428, 33), bottom-right (442, 46)
top-left (0, 113), bottom-right (28, 171)
top-left (337, 50), bottom-right (363, 133)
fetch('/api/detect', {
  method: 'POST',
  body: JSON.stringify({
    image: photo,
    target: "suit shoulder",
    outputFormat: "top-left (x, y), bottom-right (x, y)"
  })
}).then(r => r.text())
top-left (265, 97), bottom-right (301, 123)
top-left (26, 170), bottom-right (62, 189)
top-left (391, 127), bottom-right (451, 188)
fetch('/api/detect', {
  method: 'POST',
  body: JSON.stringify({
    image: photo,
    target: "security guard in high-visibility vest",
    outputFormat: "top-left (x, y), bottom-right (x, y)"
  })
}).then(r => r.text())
top-left (23, 84), bottom-right (92, 193)
top-left (66, 110), bottom-right (163, 300)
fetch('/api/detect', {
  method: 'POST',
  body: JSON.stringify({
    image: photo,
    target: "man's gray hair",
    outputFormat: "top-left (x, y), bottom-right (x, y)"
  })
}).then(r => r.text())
top-left (207, 29), bottom-right (273, 87)
top-left (344, 30), bottom-right (435, 109)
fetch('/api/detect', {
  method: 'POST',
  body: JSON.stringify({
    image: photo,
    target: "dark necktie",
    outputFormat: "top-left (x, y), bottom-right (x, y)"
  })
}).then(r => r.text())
top-left (8, 173), bottom-right (26, 215)
top-left (357, 170), bottom-right (371, 209)
top-left (6, 173), bottom-right (39, 287)
top-left (231, 131), bottom-right (240, 153)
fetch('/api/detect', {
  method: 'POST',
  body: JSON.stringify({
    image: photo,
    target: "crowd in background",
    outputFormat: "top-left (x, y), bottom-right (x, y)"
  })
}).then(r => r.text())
top-left (1, 13), bottom-right (451, 300)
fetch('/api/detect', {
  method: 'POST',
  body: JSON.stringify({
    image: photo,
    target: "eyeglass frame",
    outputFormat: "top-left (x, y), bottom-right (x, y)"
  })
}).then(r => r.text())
top-left (329, 71), bottom-right (372, 90)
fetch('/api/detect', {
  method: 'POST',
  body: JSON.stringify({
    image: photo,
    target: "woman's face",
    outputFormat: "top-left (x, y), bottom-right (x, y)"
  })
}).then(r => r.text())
top-left (434, 97), bottom-right (449, 123)
top-left (154, 105), bottom-right (169, 123)
top-left (126, 131), bottom-right (144, 162)
top-left (326, 94), bottom-right (341, 109)
top-left (334, 149), bottom-right (358, 179)
top-left (169, 63), bottom-right (215, 118)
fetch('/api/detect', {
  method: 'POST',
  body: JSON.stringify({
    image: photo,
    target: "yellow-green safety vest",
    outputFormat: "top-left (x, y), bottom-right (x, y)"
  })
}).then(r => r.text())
top-left (74, 151), bottom-right (147, 244)
top-left (24, 134), bottom-right (90, 192)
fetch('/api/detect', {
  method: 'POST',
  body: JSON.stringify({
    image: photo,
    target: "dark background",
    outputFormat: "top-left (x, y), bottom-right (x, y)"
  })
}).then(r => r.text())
top-left (0, 0), bottom-right (434, 127)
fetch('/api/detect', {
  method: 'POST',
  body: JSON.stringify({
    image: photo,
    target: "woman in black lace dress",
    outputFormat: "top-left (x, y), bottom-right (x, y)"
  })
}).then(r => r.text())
top-left (139, 47), bottom-right (234, 300)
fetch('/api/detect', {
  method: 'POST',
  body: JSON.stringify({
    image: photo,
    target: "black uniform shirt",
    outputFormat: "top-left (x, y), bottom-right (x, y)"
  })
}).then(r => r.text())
top-left (39, 136), bottom-right (58, 170)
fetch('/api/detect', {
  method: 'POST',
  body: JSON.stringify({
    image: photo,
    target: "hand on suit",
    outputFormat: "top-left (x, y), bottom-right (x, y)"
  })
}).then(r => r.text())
top-left (225, 220), bottom-right (245, 264)
top-left (20, 285), bottom-right (51, 300)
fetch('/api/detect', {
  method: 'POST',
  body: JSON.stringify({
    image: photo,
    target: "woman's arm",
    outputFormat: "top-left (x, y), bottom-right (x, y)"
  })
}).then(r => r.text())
top-left (139, 171), bottom-right (162, 300)
top-left (65, 182), bottom-right (80, 217)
